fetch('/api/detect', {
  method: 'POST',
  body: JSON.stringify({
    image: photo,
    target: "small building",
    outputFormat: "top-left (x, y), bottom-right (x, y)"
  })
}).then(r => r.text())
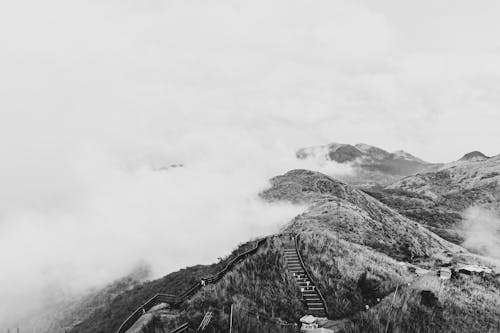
top-left (438, 268), bottom-right (452, 280)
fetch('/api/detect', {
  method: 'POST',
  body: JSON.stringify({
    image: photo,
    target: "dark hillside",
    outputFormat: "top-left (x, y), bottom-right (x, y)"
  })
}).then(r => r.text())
top-left (70, 241), bottom-right (256, 333)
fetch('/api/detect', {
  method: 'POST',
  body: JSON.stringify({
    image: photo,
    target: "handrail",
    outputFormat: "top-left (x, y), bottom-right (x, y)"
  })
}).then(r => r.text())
top-left (171, 322), bottom-right (189, 333)
top-left (115, 293), bottom-right (178, 333)
top-left (294, 234), bottom-right (329, 317)
top-left (116, 237), bottom-right (269, 333)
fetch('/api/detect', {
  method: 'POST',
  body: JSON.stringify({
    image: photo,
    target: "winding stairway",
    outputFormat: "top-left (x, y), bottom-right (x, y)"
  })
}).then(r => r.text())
top-left (116, 234), bottom-right (329, 333)
top-left (284, 236), bottom-right (328, 318)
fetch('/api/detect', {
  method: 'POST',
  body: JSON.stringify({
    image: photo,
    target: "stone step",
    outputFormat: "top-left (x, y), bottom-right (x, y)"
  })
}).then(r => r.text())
top-left (304, 298), bottom-right (321, 302)
top-left (303, 291), bottom-right (319, 300)
top-left (307, 304), bottom-right (324, 308)
top-left (306, 302), bottom-right (324, 306)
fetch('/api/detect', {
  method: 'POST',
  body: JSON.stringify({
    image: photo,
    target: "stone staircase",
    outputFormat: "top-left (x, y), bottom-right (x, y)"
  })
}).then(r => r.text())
top-left (283, 244), bottom-right (327, 317)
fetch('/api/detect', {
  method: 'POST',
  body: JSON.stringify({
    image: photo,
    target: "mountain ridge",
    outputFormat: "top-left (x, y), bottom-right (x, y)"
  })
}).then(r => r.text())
top-left (296, 142), bottom-right (441, 186)
top-left (12, 158), bottom-right (500, 333)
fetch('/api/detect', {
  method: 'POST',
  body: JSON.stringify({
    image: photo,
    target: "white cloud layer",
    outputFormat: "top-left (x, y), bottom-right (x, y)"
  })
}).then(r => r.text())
top-left (462, 207), bottom-right (500, 259)
top-left (1, 0), bottom-right (500, 327)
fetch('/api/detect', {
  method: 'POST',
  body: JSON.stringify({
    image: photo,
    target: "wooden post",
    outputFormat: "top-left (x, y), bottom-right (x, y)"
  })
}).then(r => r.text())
top-left (384, 284), bottom-right (399, 333)
top-left (229, 303), bottom-right (233, 333)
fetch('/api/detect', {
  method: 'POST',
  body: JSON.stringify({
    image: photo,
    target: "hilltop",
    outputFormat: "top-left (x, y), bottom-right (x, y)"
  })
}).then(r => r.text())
top-left (261, 169), bottom-right (460, 262)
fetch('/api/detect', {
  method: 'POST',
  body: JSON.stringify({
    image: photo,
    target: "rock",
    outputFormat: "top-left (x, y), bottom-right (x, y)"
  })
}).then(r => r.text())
top-left (300, 315), bottom-right (318, 324)
top-left (420, 290), bottom-right (439, 307)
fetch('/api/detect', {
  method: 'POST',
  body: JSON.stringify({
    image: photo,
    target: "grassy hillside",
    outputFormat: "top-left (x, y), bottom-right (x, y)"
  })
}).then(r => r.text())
top-left (68, 169), bottom-right (500, 333)
top-left (69, 241), bottom-right (256, 333)
top-left (297, 232), bottom-right (411, 318)
top-left (345, 273), bottom-right (500, 332)
top-left (367, 156), bottom-right (500, 245)
top-left (177, 237), bottom-right (304, 332)
top-left (262, 169), bottom-right (461, 261)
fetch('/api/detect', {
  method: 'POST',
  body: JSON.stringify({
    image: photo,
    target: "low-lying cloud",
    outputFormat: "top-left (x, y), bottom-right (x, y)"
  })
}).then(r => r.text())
top-left (461, 207), bottom-right (500, 259)
top-left (0, 121), bottom-right (354, 327)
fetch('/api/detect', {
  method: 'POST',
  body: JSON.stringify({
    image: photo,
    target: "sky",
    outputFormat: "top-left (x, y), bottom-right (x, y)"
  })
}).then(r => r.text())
top-left (1, 0), bottom-right (500, 327)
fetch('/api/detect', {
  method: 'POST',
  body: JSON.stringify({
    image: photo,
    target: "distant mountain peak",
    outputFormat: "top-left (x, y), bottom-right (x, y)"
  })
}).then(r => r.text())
top-left (459, 151), bottom-right (489, 162)
top-left (392, 150), bottom-right (427, 164)
top-left (296, 142), bottom-right (437, 186)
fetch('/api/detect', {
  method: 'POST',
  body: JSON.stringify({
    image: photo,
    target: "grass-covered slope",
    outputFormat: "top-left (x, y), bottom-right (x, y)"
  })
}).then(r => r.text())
top-left (261, 169), bottom-right (461, 262)
top-left (345, 273), bottom-right (500, 333)
top-left (69, 241), bottom-right (256, 333)
top-left (177, 237), bottom-right (304, 332)
top-left (297, 232), bottom-right (412, 319)
top-left (364, 154), bottom-right (500, 244)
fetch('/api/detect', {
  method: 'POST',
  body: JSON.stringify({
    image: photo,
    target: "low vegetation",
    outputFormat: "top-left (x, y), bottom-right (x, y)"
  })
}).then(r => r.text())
top-left (297, 231), bottom-right (410, 318)
top-left (345, 274), bottom-right (500, 333)
top-left (176, 237), bottom-right (304, 332)
top-left (69, 241), bottom-right (257, 333)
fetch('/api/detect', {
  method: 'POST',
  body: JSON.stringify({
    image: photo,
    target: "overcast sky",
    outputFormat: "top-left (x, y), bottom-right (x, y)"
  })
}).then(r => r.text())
top-left (1, 0), bottom-right (500, 327)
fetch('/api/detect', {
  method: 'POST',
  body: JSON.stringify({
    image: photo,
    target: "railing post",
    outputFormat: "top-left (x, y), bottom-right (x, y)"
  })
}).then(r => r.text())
top-left (229, 303), bottom-right (234, 333)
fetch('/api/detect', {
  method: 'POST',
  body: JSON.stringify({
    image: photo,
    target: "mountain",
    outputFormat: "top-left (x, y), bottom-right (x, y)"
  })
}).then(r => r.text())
top-left (63, 169), bottom-right (500, 333)
top-left (365, 152), bottom-right (500, 244)
top-left (296, 143), bottom-right (440, 186)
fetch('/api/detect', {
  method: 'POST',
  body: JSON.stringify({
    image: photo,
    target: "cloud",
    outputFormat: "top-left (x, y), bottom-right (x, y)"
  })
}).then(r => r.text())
top-left (461, 207), bottom-right (500, 259)
top-left (1, 0), bottom-right (500, 328)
